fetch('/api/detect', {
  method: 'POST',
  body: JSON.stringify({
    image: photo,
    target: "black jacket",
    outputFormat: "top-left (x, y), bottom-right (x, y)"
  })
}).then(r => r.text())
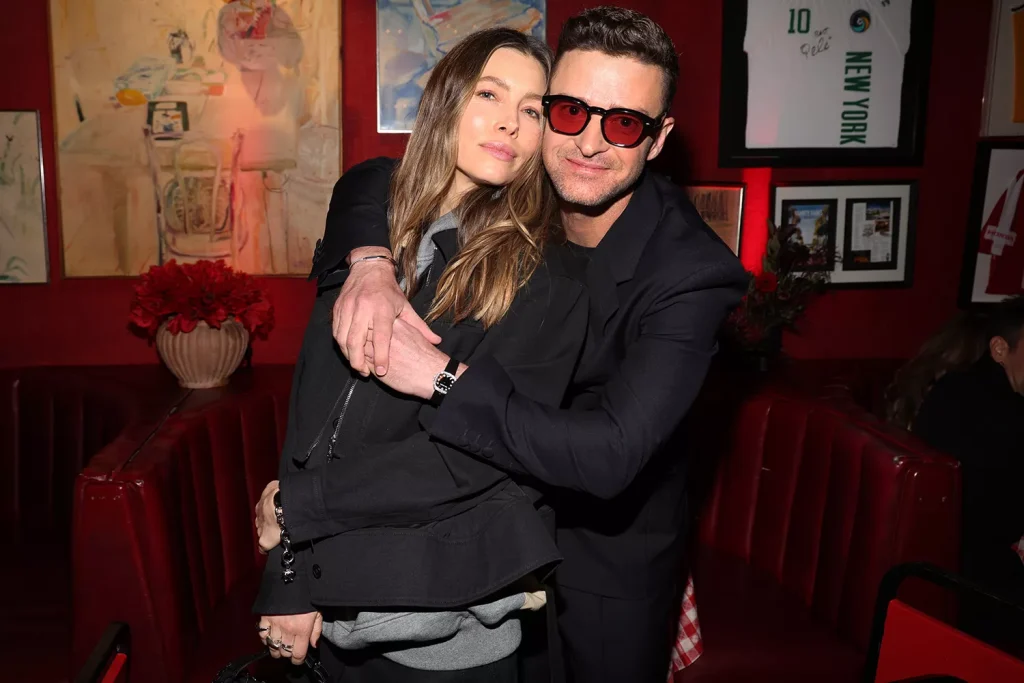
top-left (253, 159), bottom-right (589, 614)
top-left (914, 356), bottom-right (1024, 587)
top-left (326, 158), bottom-right (748, 600)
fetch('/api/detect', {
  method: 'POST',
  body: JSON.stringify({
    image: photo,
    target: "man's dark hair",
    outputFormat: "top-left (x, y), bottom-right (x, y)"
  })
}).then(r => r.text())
top-left (554, 6), bottom-right (679, 113)
top-left (986, 294), bottom-right (1024, 349)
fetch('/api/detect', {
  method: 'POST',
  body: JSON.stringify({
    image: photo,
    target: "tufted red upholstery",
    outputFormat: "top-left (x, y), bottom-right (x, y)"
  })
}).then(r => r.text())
top-left (71, 371), bottom-right (292, 683)
top-left (683, 391), bottom-right (961, 681)
top-left (71, 368), bottom-right (959, 683)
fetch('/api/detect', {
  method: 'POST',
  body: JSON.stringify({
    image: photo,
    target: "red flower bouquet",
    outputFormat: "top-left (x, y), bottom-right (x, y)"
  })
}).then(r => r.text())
top-left (723, 221), bottom-right (830, 359)
top-left (129, 260), bottom-right (275, 340)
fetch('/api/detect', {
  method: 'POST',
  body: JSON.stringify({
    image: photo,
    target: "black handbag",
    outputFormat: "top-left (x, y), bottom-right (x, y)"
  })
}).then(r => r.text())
top-left (212, 649), bottom-right (329, 683)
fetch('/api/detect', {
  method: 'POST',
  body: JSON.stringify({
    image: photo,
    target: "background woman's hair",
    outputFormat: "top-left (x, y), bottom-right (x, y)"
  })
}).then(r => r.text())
top-left (885, 295), bottom-right (1024, 429)
top-left (885, 311), bottom-right (990, 429)
top-left (388, 27), bottom-right (556, 328)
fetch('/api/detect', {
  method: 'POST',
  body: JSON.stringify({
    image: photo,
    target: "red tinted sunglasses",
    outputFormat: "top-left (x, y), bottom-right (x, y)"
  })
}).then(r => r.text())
top-left (541, 94), bottom-right (664, 148)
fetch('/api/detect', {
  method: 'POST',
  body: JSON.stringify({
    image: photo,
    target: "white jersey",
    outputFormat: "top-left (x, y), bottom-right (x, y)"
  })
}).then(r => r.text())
top-left (743, 0), bottom-right (912, 149)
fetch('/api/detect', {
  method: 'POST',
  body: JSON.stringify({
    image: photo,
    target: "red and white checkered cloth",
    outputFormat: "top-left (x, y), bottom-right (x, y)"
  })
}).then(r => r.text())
top-left (667, 572), bottom-right (703, 679)
top-left (662, 536), bottom-right (1024, 680)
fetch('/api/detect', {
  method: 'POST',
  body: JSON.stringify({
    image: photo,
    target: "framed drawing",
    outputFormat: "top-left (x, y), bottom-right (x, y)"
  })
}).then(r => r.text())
top-left (0, 110), bottom-right (49, 284)
top-left (960, 141), bottom-right (1024, 306)
top-left (981, 0), bottom-right (1024, 137)
top-left (684, 184), bottom-right (745, 255)
top-left (719, 0), bottom-right (934, 167)
top-left (48, 0), bottom-right (341, 277)
top-left (772, 181), bottom-right (916, 287)
top-left (377, 0), bottom-right (546, 133)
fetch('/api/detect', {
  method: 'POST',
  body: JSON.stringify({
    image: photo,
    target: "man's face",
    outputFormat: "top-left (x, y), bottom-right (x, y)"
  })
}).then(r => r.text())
top-left (542, 50), bottom-right (675, 208)
top-left (992, 331), bottom-right (1024, 394)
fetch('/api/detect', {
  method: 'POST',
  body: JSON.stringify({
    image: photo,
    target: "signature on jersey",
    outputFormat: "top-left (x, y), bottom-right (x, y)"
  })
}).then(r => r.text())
top-left (800, 27), bottom-right (831, 59)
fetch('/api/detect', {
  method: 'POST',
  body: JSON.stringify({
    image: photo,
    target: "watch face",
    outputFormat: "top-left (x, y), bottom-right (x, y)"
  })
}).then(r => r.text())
top-left (434, 372), bottom-right (456, 394)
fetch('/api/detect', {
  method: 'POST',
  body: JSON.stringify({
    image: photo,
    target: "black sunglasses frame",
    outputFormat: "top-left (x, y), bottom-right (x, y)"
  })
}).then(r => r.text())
top-left (541, 94), bottom-right (664, 149)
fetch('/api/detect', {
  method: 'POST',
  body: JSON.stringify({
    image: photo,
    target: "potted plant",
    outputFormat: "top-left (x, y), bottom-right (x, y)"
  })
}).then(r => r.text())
top-left (723, 220), bottom-right (831, 368)
top-left (129, 259), bottom-right (275, 388)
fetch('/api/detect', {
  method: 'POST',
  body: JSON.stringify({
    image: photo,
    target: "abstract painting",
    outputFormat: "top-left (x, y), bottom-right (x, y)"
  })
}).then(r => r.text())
top-left (49, 0), bottom-right (341, 277)
top-left (377, 0), bottom-right (545, 132)
top-left (0, 111), bottom-right (48, 284)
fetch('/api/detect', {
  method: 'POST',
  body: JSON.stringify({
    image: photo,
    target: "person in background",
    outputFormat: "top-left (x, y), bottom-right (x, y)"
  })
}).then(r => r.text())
top-left (909, 296), bottom-right (1024, 650)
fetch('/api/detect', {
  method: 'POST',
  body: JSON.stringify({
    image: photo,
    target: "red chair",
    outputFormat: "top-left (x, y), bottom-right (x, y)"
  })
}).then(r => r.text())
top-left (75, 622), bottom-right (130, 683)
top-left (863, 563), bottom-right (1024, 683)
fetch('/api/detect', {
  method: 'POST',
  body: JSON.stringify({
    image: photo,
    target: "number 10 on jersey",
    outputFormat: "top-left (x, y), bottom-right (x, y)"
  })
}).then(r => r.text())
top-left (788, 8), bottom-right (811, 34)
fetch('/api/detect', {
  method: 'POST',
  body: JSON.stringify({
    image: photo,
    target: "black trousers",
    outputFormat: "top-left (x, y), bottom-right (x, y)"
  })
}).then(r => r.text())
top-left (556, 581), bottom-right (683, 683)
top-left (317, 640), bottom-right (518, 683)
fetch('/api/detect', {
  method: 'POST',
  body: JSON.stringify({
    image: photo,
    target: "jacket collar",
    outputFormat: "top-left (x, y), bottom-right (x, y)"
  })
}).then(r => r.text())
top-left (583, 171), bottom-right (663, 328)
top-left (431, 226), bottom-right (459, 264)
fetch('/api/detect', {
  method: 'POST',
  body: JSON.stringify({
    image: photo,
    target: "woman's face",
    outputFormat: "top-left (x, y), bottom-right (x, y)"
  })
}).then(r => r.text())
top-left (451, 47), bottom-right (547, 196)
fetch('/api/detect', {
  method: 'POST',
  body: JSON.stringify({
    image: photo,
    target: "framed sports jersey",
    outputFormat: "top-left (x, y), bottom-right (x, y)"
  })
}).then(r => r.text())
top-left (960, 141), bottom-right (1024, 306)
top-left (981, 0), bottom-right (1024, 137)
top-left (720, 0), bottom-right (934, 167)
top-left (772, 181), bottom-right (916, 287)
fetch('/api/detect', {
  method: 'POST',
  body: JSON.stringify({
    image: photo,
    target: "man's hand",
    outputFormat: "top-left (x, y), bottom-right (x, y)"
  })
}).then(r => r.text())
top-left (334, 247), bottom-right (441, 377)
top-left (258, 612), bottom-right (323, 665)
top-left (255, 480), bottom-right (281, 554)
top-left (364, 319), bottom-right (462, 400)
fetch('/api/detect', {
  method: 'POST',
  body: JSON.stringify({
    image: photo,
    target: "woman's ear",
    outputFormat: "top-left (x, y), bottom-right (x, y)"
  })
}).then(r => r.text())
top-left (990, 335), bottom-right (1010, 364)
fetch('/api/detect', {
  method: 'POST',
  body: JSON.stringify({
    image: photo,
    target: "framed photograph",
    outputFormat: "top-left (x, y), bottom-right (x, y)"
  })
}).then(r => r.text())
top-left (779, 198), bottom-right (837, 272)
top-left (772, 182), bottom-right (917, 287)
top-left (719, 0), bottom-right (934, 167)
top-left (684, 184), bottom-right (745, 255)
top-left (959, 141), bottom-right (1024, 306)
top-left (981, 0), bottom-right (1024, 137)
top-left (48, 0), bottom-right (341, 277)
top-left (377, 0), bottom-right (546, 133)
top-left (0, 110), bottom-right (49, 284)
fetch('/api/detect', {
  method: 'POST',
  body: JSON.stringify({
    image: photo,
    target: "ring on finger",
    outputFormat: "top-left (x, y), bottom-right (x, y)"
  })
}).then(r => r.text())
top-left (281, 644), bottom-right (294, 652)
top-left (268, 638), bottom-right (282, 649)
top-left (256, 625), bottom-right (269, 633)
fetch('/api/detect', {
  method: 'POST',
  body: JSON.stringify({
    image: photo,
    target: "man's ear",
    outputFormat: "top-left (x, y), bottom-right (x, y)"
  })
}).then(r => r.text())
top-left (646, 117), bottom-right (675, 162)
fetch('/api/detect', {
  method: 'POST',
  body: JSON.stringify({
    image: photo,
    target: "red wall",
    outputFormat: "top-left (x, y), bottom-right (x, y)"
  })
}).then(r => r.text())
top-left (0, 0), bottom-right (992, 367)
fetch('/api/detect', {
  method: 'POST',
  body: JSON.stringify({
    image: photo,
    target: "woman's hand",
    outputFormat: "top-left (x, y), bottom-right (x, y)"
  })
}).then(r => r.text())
top-left (255, 480), bottom-right (281, 554)
top-left (258, 612), bottom-right (323, 665)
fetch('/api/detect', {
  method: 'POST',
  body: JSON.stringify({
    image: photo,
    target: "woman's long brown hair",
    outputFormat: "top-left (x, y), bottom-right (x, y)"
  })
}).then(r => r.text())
top-left (388, 28), bottom-right (556, 328)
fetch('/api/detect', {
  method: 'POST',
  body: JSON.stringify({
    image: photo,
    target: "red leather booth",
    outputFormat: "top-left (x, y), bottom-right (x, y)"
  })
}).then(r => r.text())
top-left (69, 366), bottom-right (961, 682)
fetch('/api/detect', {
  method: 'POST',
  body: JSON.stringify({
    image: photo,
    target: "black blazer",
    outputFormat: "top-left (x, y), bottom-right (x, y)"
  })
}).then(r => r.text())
top-left (254, 159), bottom-right (589, 614)
top-left (325, 158), bottom-right (748, 600)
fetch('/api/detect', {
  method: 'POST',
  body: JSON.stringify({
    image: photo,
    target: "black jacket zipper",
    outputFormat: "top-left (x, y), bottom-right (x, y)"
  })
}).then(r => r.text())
top-left (326, 378), bottom-right (358, 462)
top-left (300, 378), bottom-right (351, 465)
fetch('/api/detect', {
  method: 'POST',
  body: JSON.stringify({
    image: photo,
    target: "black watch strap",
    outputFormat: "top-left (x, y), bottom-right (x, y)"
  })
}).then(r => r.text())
top-left (430, 357), bottom-right (461, 407)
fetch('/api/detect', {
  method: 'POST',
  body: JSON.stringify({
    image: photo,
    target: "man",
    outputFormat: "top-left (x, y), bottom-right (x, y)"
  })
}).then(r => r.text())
top-left (320, 7), bottom-right (748, 681)
top-left (913, 296), bottom-right (1024, 651)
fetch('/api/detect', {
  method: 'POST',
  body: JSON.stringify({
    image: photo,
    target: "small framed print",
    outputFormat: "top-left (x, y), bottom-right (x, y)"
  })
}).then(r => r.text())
top-left (779, 198), bottom-right (837, 272)
top-left (843, 197), bottom-right (901, 271)
top-left (772, 182), bottom-right (917, 287)
top-left (684, 183), bottom-right (745, 255)
top-left (959, 140), bottom-right (1024, 306)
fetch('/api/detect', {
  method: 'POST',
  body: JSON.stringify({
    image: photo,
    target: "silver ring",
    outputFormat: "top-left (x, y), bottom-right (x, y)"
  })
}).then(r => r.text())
top-left (268, 638), bottom-right (282, 649)
top-left (257, 625), bottom-right (270, 633)
top-left (281, 644), bottom-right (294, 652)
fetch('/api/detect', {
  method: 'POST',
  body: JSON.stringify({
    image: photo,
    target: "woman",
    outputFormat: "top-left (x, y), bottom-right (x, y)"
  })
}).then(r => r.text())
top-left (252, 28), bottom-right (586, 682)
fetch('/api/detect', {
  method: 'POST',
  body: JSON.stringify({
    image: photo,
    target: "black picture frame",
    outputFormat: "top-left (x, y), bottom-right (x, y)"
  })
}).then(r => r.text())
top-left (719, 0), bottom-right (934, 167)
top-left (779, 198), bottom-right (838, 272)
top-left (842, 197), bottom-right (902, 271)
top-left (958, 140), bottom-right (1024, 307)
top-left (771, 181), bottom-right (918, 289)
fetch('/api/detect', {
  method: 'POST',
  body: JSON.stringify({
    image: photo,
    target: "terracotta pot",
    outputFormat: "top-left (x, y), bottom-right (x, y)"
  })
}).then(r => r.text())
top-left (156, 319), bottom-right (249, 389)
